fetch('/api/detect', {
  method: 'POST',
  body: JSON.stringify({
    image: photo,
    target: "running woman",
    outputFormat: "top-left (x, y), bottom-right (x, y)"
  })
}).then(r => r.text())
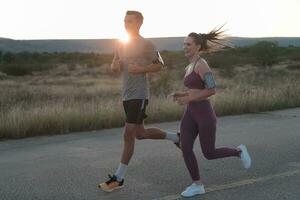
top-left (172, 28), bottom-right (252, 198)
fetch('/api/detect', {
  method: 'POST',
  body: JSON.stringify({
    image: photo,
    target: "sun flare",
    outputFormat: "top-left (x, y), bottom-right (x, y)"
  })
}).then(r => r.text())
top-left (120, 34), bottom-right (130, 43)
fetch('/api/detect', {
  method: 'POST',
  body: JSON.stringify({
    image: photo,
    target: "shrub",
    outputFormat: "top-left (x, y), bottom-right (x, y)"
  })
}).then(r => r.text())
top-left (0, 71), bottom-right (8, 80)
top-left (287, 64), bottom-right (300, 70)
top-left (0, 64), bottom-right (32, 76)
top-left (250, 41), bottom-right (280, 67)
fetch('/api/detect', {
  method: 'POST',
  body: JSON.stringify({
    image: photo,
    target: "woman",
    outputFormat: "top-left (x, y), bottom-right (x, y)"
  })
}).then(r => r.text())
top-left (172, 28), bottom-right (252, 198)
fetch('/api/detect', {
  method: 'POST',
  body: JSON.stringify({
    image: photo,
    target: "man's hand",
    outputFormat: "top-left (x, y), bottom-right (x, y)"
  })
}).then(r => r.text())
top-left (128, 63), bottom-right (145, 74)
top-left (111, 59), bottom-right (122, 73)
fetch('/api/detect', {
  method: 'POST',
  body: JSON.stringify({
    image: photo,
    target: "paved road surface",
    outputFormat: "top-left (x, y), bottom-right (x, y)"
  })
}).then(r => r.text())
top-left (1, 108), bottom-right (299, 200)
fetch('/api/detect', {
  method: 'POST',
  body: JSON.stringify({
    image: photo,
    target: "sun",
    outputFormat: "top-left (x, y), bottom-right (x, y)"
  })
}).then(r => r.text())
top-left (120, 33), bottom-right (130, 43)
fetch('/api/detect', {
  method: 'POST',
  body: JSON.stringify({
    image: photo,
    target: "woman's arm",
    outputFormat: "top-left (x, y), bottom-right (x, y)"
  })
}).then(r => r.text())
top-left (188, 88), bottom-right (216, 101)
top-left (169, 91), bottom-right (188, 102)
top-left (176, 59), bottom-right (217, 105)
top-left (175, 89), bottom-right (216, 105)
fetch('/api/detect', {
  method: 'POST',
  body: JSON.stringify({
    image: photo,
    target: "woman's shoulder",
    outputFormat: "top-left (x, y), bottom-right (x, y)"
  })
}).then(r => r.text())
top-left (194, 58), bottom-right (211, 74)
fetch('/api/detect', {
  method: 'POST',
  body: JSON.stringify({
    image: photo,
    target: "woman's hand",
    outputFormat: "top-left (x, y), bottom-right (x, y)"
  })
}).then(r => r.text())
top-left (169, 92), bottom-right (188, 102)
top-left (188, 89), bottom-right (202, 100)
top-left (176, 95), bottom-right (191, 105)
top-left (175, 89), bottom-right (202, 105)
top-left (188, 88), bottom-right (216, 101)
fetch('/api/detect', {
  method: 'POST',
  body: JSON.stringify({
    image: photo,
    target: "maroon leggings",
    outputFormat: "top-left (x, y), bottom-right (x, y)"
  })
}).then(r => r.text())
top-left (180, 100), bottom-right (239, 181)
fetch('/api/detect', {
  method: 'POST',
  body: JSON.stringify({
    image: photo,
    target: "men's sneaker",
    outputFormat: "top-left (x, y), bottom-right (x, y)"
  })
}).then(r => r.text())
top-left (174, 132), bottom-right (181, 149)
top-left (98, 174), bottom-right (124, 192)
top-left (181, 183), bottom-right (205, 198)
top-left (238, 144), bottom-right (251, 169)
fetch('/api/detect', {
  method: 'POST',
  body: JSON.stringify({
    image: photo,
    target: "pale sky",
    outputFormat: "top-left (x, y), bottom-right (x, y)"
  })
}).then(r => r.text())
top-left (1, 0), bottom-right (299, 40)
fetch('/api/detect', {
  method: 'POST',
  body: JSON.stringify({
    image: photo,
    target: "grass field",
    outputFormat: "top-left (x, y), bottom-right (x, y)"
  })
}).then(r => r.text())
top-left (1, 60), bottom-right (300, 139)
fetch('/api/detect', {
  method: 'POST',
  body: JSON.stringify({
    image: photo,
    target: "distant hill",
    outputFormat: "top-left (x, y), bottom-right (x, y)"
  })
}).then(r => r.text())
top-left (0, 37), bottom-right (299, 53)
top-left (0, 37), bottom-right (13, 41)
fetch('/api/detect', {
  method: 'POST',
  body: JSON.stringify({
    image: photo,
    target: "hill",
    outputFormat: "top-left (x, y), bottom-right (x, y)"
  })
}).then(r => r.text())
top-left (0, 37), bottom-right (299, 53)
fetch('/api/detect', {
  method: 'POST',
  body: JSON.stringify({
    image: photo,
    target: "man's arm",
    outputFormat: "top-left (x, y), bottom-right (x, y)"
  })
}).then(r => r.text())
top-left (127, 62), bottom-right (163, 74)
top-left (128, 50), bottom-right (164, 74)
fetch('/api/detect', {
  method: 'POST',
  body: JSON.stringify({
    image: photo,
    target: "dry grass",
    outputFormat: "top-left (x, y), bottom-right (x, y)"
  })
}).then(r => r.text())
top-left (1, 63), bottom-right (300, 139)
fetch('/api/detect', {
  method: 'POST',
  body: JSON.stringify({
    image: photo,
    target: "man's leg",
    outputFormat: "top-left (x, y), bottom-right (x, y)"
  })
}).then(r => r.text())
top-left (125, 99), bottom-right (178, 142)
top-left (110, 123), bottom-right (136, 183)
top-left (133, 124), bottom-right (179, 143)
top-left (120, 123), bottom-right (136, 165)
top-left (135, 124), bottom-right (164, 139)
top-left (99, 99), bottom-right (179, 192)
top-left (98, 122), bottom-right (136, 192)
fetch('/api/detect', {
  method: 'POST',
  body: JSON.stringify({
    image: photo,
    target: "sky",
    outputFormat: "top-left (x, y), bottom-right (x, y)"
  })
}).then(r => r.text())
top-left (1, 0), bottom-right (299, 40)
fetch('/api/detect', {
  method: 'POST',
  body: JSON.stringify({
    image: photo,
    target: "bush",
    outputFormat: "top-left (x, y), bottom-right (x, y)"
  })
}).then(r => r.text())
top-left (202, 51), bottom-right (238, 77)
top-left (205, 53), bottom-right (238, 67)
top-left (0, 63), bottom-right (54, 76)
top-left (0, 71), bottom-right (8, 80)
top-left (0, 64), bottom-right (32, 76)
top-left (218, 65), bottom-right (236, 78)
top-left (2, 52), bottom-right (14, 64)
top-left (291, 52), bottom-right (300, 61)
top-left (150, 69), bottom-right (173, 97)
top-left (287, 64), bottom-right (300, 70)
top-left (250, 41), bottom-right (280, 67)
top-left (160, 50), bottom-right (188, 69)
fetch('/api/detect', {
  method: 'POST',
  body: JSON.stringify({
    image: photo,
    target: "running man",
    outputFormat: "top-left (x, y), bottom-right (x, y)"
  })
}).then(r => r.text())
top-left (98, 10), bottom-right (180, 192)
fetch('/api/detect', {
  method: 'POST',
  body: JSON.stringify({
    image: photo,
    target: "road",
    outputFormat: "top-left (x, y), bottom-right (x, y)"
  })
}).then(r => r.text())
top-left (0, 108), bottom-right (299, 200)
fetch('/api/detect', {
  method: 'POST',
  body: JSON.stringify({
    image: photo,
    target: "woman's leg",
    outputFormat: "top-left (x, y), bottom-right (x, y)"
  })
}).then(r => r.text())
top-left (180, 110), bottom-right (201, 181)
top-left (197, 117), bottom-right (240, 160)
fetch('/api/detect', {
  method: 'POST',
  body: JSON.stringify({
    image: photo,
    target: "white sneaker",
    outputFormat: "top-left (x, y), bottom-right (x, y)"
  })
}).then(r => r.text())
top-left (238, 144), bottom-right (251, 169)
top-left (181, 183), bottom-right (205, 198)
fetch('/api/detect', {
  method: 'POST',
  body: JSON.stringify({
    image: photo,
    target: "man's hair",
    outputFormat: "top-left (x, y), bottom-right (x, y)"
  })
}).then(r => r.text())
top-left (126, 10), bottom-right (144, 23)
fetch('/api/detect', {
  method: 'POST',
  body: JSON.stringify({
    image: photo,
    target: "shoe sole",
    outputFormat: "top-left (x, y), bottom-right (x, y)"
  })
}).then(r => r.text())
top-left (98, 185), bottom-right (124, 193)
top-left (181, 192), bottom-right (205, 198)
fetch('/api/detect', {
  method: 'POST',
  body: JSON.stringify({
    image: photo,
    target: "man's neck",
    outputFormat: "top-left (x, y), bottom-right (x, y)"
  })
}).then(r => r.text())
top-left (130, 33), bottom-right (141, 39)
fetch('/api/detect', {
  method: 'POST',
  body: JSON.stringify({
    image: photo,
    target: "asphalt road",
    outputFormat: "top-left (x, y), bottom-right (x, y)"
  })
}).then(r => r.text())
top-left (1, 108), bottom-right (299, 200)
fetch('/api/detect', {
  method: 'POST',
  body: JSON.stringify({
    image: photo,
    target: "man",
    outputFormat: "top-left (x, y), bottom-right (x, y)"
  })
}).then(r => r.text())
top-left (98, 10), bottom-right (180, 192)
